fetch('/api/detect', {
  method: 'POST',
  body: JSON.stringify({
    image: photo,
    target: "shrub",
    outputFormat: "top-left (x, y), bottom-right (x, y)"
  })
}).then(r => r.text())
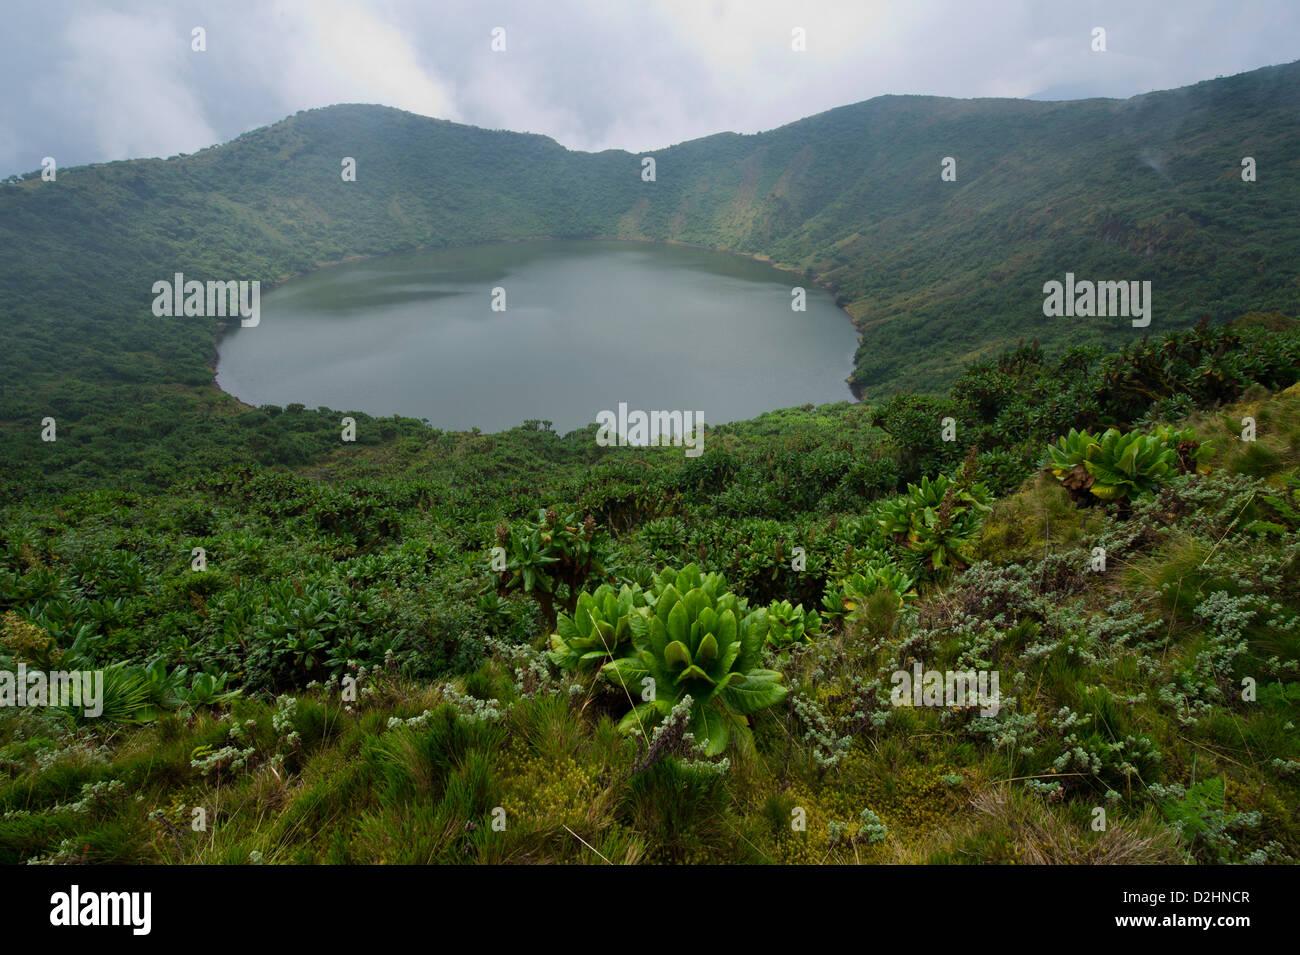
top-left (548, 583), bottom-right (649, 672)
top-left (601, 565), bottom-right (787, 755)
top-left (1044, 427), bottom-right (1200, 503)
top-left (878, 475), bottom-right (992, 575)
top-left (492, 509), bottom-right (607, 626)
top-left (764, 599), bottom-right (821, 651)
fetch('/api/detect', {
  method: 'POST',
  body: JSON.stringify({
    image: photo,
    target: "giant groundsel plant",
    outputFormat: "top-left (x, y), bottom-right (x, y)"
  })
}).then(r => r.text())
top-left (600, 564), bottom-right (787, 755)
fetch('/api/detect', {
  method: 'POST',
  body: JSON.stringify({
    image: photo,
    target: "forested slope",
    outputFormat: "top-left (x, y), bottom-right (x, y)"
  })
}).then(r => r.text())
top-left (2, 61), bottom-right (1298, 496)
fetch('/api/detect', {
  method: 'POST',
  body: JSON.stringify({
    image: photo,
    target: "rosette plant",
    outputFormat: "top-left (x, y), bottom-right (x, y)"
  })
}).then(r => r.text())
top-left (1045, 427), bottom-right (1185, 503)
top-left (878, 475), bottom-right (991, 575)
top-left (647, 563), bottom-right (728, 600)
top-left (765, 599), bottom-right (821, 650)
top-left (548, 582), bottom-right (649, 672)
top-left (822, 562), bottom-right (918, 621)
top-left (492, 508), bottom-right (607, 626)
top-left (1153, 425), bottom-right (1213, 475)
top-left (601, 565), bottom-right (787, 755)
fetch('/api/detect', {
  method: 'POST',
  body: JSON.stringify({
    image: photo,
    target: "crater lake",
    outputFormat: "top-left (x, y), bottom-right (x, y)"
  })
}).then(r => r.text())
top-left (215, 240), bottom-right (860, 434)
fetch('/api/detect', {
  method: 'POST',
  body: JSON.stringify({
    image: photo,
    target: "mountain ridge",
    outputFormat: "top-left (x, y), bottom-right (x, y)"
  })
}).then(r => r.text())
top-left (1, 59), bottom-right (1297, 488)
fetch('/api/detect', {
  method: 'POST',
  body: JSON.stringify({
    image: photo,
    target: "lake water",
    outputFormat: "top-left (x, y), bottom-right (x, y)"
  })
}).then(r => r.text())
top-left (215, 240), bottom-right (859, 434)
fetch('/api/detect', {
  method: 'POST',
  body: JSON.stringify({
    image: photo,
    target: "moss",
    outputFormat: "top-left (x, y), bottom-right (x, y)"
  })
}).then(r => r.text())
top-left (498, 753), bottom-right (601, 831)
top-left (976, 473), bottom-right (1106, 564)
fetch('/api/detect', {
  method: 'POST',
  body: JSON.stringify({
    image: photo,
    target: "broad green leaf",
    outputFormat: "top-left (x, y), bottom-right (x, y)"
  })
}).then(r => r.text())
top-left (716, 608), bottom-right (737, 648)
top-left (675, 663), bottom-right (716, 686)
top-left (692, 703), bottom-right (730, 756)
top-left (666, 599), bottom-right (690, 646)
top-left (657, 585), bottom-right (683, 623)
top-left (617, 700), bottom-right (667, 737)
top-left (683, 586), bottom-right (710, 622)
top-left (676, 564), bottom-right (703, 592)
top-left (696, 606), bottom-right (719, 639)
top-left (697, 632), bottom-right (719, 665)
top-left (664, 639), bottom-right (691, 671)
top-left (720, 671), bottom-right (788, 715)
top-left (602, 655), bottom-right (650, 686)
top-left (649, 617), bottom-right (670, 658)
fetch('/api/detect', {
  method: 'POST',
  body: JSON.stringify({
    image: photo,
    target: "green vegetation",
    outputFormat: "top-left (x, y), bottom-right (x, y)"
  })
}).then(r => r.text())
top-left (3, 62), bottom-right (1300, 500)
top-left (2, 63), bottom-right (1299, 864)
top-left (1047, 427), bottom-right (1178, 502)
top-left (491, 509), bottom-right (607, 627)
top-left (602, 564), bottom-right (787, 756)
top-left (878, 470), bottom-right (992, 573)
top-left (764, 600), bottom-right (822, 652)
top-left (1, 313), bottom-right (1297, 863)
top-left (548, 582), bottom-right (649, 672)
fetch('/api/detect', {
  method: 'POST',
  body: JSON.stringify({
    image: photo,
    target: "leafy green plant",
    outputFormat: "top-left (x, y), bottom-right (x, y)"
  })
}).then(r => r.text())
top-left (1255, 479), bottom-right (1300, 532)
top-left (138, 657), bottom-right (189, 710)
top-left (822, 562), bottom-right (918, 621)
top-left (493, 509), bottom-right (607, 626)
top-left (764, 599), bottom-right (821, 650)
top-left (602, 565), bottom-right (787, 755)
top-left (639, 517), bottom-right (687, 558)
top-left (548, 582), bottom-right (649, 672)
top-left (1084, 430), bottom-right (1177, 500)
top-left (1044, 429), bottom-right (1096, 491)
top-left (1155, 777), bottom-right (1270, 863)
top-left (234, 578), bottom-right (376, 690)
top-left (647, 563), bottom-right (728, 601)
top-left (185, 671), bottom-right (242, 707)
top-left (878, 474), bottom-right (991, 574)
top-left (1045, 427), bottom-right (1188, 503)
top-left (1153, 425), bottom-right (1213, 475)
top-left (91, 664), bottom-right (159, 725)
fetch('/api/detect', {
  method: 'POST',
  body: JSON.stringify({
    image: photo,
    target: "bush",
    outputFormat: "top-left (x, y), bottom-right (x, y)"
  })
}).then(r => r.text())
top-left (878, 473), bottom-right (992, 575)
top-left (1045, 426), bottom-right (1204, 504)
top-left (602, 565), bottom-right (787, 754)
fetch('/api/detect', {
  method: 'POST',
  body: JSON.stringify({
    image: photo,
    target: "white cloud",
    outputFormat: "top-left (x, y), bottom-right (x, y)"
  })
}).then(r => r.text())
top-left (264, 0), bottom-right (458, 119)
top-left (36, 10), bottom-right (217, 161)
top-left (1, 0), bottom-right (1296, 173)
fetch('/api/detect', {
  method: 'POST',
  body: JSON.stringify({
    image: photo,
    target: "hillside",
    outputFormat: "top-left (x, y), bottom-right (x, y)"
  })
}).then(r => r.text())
top-left (2, 319), bottom-right (1298, 864)
top-left (2, 61), bottom-right (1299, 869)
top-left (2, 62), bottom-right (1299, 496)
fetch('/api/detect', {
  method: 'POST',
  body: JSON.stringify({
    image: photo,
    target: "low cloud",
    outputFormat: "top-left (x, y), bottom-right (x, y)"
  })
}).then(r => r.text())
top-left (32, 10), bottom-right (217, 165)
top-left (1, 0), bottom-right (1296, 175)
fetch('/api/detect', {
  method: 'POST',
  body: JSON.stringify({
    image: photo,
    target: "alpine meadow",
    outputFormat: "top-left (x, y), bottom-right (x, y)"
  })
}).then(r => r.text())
top-left (2, 8), bottom-right (1299, 901)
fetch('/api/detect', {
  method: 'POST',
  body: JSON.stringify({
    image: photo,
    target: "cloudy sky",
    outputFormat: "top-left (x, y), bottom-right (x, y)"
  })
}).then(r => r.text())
top-left (1, 0), bottom-right (1296, 176)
